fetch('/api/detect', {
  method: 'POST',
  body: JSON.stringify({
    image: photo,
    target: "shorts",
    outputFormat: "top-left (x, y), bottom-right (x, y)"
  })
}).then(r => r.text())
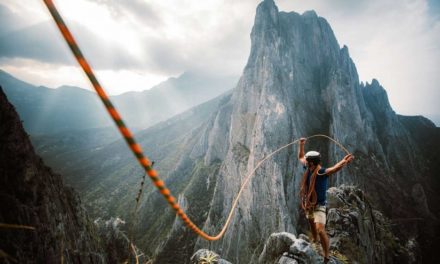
top-left (305, 205), bottom-right (326, 224)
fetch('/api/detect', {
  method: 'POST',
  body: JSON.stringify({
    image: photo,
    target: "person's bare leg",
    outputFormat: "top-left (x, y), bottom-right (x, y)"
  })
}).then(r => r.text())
top-left (316, 223), bottom-right (329, 259)
top-left (308, 218), bottom-right (318, 242)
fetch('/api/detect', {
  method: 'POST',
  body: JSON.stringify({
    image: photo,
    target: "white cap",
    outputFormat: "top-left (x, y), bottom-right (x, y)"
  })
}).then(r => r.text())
top-left (305, 151), bottom-right (320, 158)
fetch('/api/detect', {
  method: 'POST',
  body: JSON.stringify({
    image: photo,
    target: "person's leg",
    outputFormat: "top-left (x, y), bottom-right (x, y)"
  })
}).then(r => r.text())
top-left (314, 208), bottom-right (329, 261)
top-left (308, 218), bottom-right (318, 242)
top-left (316, 223), bottom-right (329, 259)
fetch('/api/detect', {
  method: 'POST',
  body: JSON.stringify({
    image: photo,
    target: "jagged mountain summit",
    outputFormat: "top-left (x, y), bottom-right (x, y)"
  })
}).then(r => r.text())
top-left (12, 0), bottom-right (439, 263)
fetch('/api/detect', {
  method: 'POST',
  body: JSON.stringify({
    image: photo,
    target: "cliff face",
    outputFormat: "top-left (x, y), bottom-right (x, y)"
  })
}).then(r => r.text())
top-left (0, 87), bottom-right (108, 263)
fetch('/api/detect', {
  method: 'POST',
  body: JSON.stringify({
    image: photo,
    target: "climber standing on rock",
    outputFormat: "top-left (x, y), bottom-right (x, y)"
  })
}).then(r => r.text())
top-left (298, 137), bottom-right (354, 263)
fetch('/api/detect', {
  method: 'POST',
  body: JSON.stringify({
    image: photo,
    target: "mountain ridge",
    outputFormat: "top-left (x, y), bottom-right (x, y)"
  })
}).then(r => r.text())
top-left (0, 69), bottom-right (238, 134)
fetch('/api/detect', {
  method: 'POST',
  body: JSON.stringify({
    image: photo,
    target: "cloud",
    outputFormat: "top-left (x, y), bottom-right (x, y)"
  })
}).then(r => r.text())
top-left (0, 20), bottom-right (145, 70)
top-left (0, 57), bottom-right (168, 95)
top-left (0, 0), bottom-right (439, 123)
top-left (0, 4), bottom-right (28, 35)
top-left (91, 0), bottom-right (163, 28)
top-left (0, 0), bottom-right (255, 75)
top-left (0, 22), bottom-right (74, 65)
top-left (0, 0), bottom-right (252, 76)
top-left (0, 58), bottom-right (90, 89)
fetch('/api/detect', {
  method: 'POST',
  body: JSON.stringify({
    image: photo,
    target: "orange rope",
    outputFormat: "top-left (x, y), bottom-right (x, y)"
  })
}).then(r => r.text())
top-left (299, 166), bottom-right (319, 211)
top-left (42, 0), bottom-right (351, 241)
top-left (0, 223), bottom-right (35, 230)
top-left (42, 0), bottom-right (212, 240)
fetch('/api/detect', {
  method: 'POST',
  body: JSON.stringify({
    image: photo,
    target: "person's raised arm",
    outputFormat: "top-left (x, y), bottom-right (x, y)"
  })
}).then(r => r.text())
top-left (325, 154), bottom-right (354, 175)
top-left (298, 137), bottom-right (307, 165)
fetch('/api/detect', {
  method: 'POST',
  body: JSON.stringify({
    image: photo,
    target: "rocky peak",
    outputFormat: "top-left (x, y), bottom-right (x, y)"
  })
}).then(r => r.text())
top-left (362, 78), bottom-right (394, 114)
top-left (255, 0), bottom-right (278, 25)
top-left (302, 10), bottom-right (318, 18)
top-left (249, 3), bottom-right (340, 74)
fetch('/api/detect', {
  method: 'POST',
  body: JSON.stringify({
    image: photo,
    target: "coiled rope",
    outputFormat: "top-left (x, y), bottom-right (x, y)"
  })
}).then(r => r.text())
top-left (300, 166), bottom-right (320, 212)
top-left (42, 0), bottom-right (351, 241)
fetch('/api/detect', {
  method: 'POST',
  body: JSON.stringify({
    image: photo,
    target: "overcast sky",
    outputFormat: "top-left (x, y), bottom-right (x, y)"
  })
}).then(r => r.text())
top-left (0, 0), bottom-right (439, 124)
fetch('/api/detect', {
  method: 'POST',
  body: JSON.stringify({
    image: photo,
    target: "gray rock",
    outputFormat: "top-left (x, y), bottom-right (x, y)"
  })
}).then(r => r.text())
top-left (258, 232), bottom-right (343, 264)
top-left (258, 232), bottom-right (297, 263)
top-left (278, 255), bottom-right (298, 264)
top-left (326, 185), bottom-right (415, 263)
top-left (289, 238), bottom-right (322, 263)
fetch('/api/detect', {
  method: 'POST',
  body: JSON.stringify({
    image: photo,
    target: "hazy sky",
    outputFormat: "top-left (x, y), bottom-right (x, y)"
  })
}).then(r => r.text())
top-left (0, 0), bottom-right (439, 124)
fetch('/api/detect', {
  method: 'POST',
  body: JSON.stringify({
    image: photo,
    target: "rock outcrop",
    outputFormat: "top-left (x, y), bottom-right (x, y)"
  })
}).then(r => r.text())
top-left (259, 186), bottom-right (415, 264)
top-left (0, 87), bottom-right (132, 263)
top-left (326, 186), bottom-right (415, 263)
top-left (258, 232), bottom-right (324, 264)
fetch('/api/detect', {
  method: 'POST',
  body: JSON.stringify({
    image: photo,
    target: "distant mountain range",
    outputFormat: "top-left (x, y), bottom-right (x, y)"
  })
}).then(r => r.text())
top-left (0, 69), bottom-right (238, 134)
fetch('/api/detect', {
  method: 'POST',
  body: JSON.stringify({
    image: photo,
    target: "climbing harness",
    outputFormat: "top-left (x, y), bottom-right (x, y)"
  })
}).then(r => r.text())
top-left (42, 0), bottom-right (351, 242)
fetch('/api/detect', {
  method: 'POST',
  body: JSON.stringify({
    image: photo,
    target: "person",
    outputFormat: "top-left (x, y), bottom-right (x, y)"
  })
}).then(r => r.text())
top-left (298, 137), bottom-right (354, 263)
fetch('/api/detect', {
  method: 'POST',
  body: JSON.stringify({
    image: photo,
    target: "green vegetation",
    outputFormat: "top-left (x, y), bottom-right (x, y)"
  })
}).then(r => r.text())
top-left (232, 142), bottom-right (250, 164)
top-left (331, 250), bottom-right (349, 264)
top-left (198, 251), bottom-right (219, 264)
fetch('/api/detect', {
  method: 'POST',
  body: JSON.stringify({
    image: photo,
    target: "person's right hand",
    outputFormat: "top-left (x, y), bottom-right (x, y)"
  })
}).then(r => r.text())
top-left (299, 137), bottom-right (306, 144)
top-left (343, 154), bottom-right (354, 163)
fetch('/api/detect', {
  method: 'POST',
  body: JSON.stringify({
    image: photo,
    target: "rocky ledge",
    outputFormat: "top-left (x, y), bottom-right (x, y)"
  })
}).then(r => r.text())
top-left (194, 185), bottom-right (416, 264)
top-left (257, 185), bottom-right (415, 263)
